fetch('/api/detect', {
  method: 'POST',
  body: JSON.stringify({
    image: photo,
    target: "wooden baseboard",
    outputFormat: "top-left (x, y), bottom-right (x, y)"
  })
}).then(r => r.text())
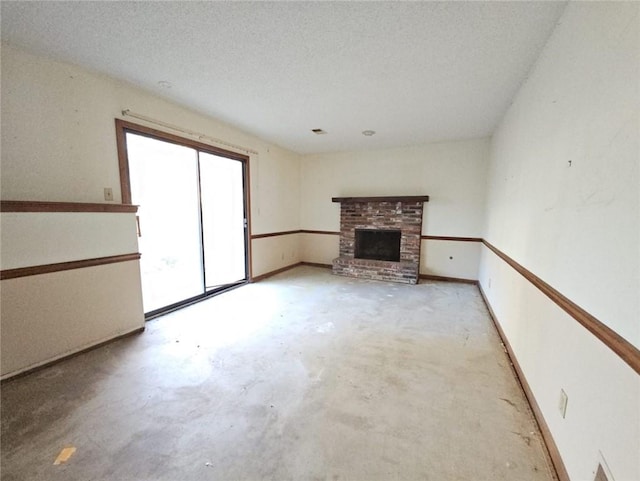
top-left (253, 265), bottom-right (477, 283)
top-left (250, 262), bottom-right (303, 282)
top-left (477, 284), bottom-right (568, 481)
top-left (419, 274), bottom-right (478, 284)
top-left (1, 326), bottom-right (145, 383)
top-left (300, 262), bottom-right (332, 269)
top-left (251, 261), bottom-right (333, 282)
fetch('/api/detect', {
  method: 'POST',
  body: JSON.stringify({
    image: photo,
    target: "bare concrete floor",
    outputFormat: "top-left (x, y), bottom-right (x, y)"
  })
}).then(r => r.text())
top-left (1, 266), bottom-right (555, 481)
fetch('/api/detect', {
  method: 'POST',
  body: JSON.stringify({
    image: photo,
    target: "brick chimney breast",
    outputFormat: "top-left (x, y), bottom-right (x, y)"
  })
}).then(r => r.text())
top-left (331, 196), bottom-right (429, 284)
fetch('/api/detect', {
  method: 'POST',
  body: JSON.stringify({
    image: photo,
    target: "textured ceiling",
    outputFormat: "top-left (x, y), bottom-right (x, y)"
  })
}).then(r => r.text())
top-left (1, 1), bottom-right (566, 154)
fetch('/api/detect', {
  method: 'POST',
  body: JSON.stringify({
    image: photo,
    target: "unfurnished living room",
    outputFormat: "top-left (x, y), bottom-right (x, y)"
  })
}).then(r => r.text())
top-left (1, 1), bottom-right (638, 481)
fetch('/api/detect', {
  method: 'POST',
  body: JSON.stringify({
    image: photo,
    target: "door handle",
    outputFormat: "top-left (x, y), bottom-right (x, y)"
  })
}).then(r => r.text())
top-left (136, 215), bottom-right (142, 237)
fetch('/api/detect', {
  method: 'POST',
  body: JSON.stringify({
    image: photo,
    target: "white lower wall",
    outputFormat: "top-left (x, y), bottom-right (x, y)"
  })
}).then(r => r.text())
top-left (300, 233), bottom-right (338, 266)
top-left (251, 234), bottom-right (301, 278)
top-left (1, 260), bottom-right (145, 378)
top-left (0, 209), bottom-right (144, 378)
top-left (421, 239), bottom-right (480, 280)
top-left (479, 246), bottom-right (640, 481)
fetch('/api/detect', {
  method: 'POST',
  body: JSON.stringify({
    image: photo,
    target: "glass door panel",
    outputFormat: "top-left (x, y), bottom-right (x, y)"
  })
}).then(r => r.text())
top-left (199, 152), bottom-right (247, 290)
top-left (127, 133), bottom-right (204, 313)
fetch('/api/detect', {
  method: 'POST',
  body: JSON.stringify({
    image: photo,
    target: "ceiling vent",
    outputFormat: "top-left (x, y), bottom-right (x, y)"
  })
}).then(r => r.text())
top-left (311, 129), bottom-right (327, 135)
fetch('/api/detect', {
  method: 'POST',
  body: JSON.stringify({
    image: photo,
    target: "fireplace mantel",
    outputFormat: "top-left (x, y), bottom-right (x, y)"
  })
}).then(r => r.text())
top-left (332, 195), bottom-right (429, 203)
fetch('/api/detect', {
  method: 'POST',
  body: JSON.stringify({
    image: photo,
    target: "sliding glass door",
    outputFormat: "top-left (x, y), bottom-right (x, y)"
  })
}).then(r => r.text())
top-left (127, 134), bottom-right (204, 313)
top-left (121, 125), bottom-right (248, 317)
top-left (199, 152), bottom-right (247, 290)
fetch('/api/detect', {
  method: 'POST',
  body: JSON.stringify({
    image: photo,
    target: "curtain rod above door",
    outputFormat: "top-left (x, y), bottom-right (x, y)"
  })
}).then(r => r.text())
top-left (121, 109), bottom-right (259, 156)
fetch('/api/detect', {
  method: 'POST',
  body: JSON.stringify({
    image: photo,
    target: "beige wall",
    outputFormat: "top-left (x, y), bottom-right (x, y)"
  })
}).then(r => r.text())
top-left (1, 44), bottom-right (302, 273)
top-left (1, 44), bottom-right (302, 375)
top-left (0, 209), bottom-right (144, 378)
top-left (480, 3), bottom-right (639, 479)
top-left (299, 139), bottom-right (489, 279)
top-left (248, 142), bottom-right (302, 277)
top-left (251, 233), bottom-right (301, 278)
top-left (421, 239), bottom-right (481, 280)
top-left (3, 9), bottom-right (638, 477)
top-left (0, 212), bottom-right (138, 270)
top-left (1, 260), bottom-right (145, 378)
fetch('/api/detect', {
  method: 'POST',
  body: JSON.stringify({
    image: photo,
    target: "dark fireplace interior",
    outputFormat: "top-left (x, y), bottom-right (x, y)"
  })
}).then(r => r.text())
top-left (355, 229), bottom-right (401, 262)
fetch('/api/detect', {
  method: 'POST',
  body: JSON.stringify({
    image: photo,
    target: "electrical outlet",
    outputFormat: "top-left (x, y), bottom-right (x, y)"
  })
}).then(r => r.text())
top-left (558, 389), bottom-right (568, 418)
top-left (104, 187), bottom-right (114, 201)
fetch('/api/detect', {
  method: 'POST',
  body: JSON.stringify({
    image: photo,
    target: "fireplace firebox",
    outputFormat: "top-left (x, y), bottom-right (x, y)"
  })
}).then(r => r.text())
top-left (355, 229), bottom-right (401, 262)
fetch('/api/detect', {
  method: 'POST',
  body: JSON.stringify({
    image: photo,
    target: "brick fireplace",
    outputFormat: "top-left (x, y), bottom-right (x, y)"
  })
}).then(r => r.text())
top-left (332, 196), bottom-right (429, 284)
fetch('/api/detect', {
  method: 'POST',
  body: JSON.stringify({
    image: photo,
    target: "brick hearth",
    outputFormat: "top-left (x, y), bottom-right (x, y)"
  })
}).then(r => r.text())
top-left (331, 196), bottom-right (429, 284)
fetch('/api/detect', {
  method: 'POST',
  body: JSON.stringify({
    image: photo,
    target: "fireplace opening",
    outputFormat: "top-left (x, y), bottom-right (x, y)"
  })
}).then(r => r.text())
top-left (355, 229), bottom-right (401, 262)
